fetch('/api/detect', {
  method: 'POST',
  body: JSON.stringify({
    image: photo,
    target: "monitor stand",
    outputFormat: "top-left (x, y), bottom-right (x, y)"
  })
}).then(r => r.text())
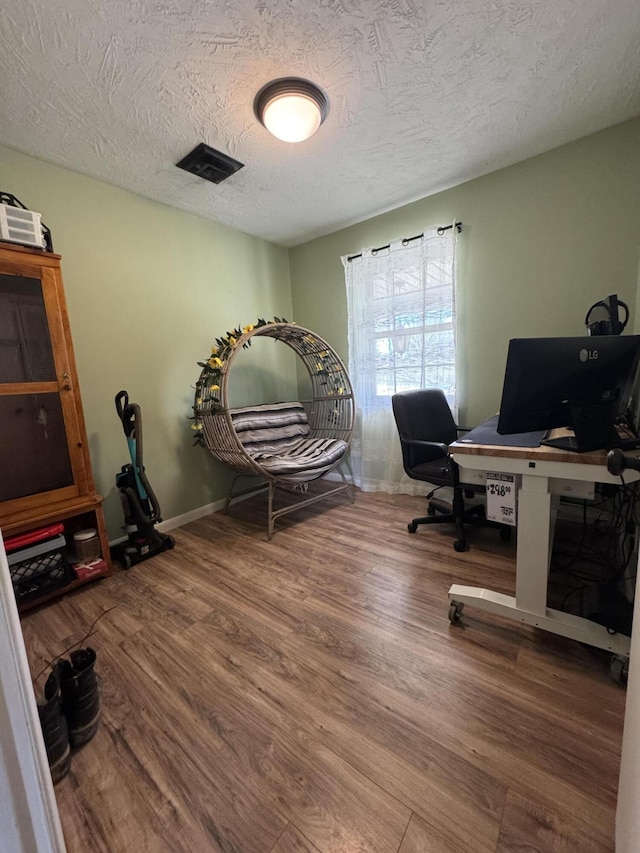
top-left (540, 403), bottom-right (620, 453)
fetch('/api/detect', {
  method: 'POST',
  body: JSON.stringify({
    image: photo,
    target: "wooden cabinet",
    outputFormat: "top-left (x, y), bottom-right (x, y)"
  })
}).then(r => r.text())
top-left (0, 243), bottom-right (111, 610)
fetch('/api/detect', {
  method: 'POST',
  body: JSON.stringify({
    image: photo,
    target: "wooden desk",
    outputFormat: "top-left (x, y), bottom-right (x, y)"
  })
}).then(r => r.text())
top-left (447, 438), bottom-right (639, 665)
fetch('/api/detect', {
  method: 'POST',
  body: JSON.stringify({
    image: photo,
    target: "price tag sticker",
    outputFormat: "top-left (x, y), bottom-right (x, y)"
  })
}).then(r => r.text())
top-left (485, 472), bottom-right (518, 526)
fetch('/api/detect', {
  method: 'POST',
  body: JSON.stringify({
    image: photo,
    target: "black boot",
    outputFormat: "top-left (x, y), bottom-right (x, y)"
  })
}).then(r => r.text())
top-left (37, 665), bottom-right (71, 783)
top-left (59, 647), bottom-right (101, 748)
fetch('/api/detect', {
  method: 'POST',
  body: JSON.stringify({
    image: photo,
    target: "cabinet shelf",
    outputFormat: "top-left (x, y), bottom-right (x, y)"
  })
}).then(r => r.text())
top-left (17, 563), bottom-right (111, 614)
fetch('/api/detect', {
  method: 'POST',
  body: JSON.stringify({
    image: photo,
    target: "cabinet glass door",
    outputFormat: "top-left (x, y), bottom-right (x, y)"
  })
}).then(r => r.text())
top-left (0, 275), bottom-right (56, 383)
top-left (0, 269), bottom-right (82, 506)
top-left (0, 392), bottom-right (73, 501)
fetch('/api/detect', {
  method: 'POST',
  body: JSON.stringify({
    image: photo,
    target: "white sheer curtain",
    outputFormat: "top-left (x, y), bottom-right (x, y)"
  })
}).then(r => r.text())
top-left (342, 225), bottom-right (458, 493)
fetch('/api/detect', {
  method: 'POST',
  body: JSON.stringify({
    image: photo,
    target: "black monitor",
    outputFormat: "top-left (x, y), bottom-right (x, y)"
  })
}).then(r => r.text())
top-left (497, 336), bottom-right (640, 452)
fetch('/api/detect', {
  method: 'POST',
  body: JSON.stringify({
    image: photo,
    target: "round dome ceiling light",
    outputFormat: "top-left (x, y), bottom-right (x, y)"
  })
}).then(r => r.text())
top-left (254, 77), bottom-right (329, 143)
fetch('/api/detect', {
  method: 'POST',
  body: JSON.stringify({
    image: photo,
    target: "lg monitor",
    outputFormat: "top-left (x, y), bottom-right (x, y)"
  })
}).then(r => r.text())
top-left (497, 335), bottom-right (640, 452)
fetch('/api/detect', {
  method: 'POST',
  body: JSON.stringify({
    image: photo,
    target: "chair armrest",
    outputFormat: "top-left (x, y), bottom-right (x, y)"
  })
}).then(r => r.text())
top-left (403, 438), bottom-right (449, 456)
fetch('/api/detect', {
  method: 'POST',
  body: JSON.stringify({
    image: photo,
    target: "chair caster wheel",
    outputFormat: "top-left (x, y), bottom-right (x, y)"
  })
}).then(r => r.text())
top-left (610, 655), bottom-right (628, 684)
top-left (449, 601), bottom-right (464, 624)
top-left (453, 540), bottom-right (467, 552)
top-left (500, 526), bottom-right (512, 541)
top-left (408, 522), bottom-right (418, 533)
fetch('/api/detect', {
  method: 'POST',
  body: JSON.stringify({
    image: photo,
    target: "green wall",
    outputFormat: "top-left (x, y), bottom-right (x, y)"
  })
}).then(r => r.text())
top-left (0, 146), bottom-right (293, 536)
top-left (2, 117), bottom-right (640, 535)
top-left (289, 117), bottom-right (640, 427)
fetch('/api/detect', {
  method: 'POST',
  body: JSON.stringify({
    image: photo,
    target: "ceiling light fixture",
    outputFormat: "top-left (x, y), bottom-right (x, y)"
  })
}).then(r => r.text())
top-left (254, 77), bottom-right (329, 143)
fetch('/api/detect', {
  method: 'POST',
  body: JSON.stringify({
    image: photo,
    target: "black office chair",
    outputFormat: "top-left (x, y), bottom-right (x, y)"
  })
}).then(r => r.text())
top-left (392, 389), bottom-right (508, 552)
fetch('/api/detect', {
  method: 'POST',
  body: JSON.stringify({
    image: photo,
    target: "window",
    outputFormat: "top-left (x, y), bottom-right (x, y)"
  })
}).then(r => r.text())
top-left (369, 260), bottom-right (455, 405)
top-left (341, 225), bottom-right (458, 491)
top-left (344, 226), bottom-right (457, 411)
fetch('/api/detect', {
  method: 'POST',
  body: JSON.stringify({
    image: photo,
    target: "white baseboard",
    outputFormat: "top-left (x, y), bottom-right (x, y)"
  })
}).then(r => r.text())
top-left (156, 500), bottom-right (225, 532)
top-left (108, 489), bottom-right (267, 546)
top-left (109, 469), bottom-right (354, 547)
top-left (152, 475), bottom-right (351, 534)
top-left (109, 500), bottom-right (224, 547)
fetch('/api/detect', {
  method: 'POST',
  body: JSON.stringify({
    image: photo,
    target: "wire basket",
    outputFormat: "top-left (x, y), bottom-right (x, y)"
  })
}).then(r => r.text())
top-left (8, 537), bottom-right (74, 603)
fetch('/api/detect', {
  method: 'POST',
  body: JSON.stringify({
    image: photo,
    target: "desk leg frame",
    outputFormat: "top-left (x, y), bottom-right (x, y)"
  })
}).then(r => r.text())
top-left (448, 585), bottom-right (631, 657)
top-left (447, 472), bottom-right (631, 659)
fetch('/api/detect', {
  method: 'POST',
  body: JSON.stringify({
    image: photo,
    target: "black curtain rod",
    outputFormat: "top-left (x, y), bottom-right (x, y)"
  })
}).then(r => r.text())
top-left (346, 221), bottom-right (462, 262)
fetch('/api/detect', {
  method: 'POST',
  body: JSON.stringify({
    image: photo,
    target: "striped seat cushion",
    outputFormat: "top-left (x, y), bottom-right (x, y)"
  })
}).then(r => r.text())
top-left (230, 402), bottom-right (347, 483)
top-left (254, 436), bottom-right (348, 483)
top-left (230, 402), bottom-right (310, 454)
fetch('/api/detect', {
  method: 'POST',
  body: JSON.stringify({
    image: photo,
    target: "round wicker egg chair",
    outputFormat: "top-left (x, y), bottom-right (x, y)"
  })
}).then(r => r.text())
top-left (193, 321), bottom-right (354, 538)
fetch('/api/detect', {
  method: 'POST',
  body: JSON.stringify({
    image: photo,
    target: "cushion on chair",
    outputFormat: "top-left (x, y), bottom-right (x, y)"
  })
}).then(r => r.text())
top-left (254, 436), bottom-right (348, 483)
top-left (230, 402), bottom-right (347, 483)
top-left (231, 402), bottom-right (310, 453)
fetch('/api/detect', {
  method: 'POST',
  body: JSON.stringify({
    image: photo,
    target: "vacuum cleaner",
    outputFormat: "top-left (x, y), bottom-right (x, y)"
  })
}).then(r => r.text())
top-left (110, 390), bottom-right (174, 569)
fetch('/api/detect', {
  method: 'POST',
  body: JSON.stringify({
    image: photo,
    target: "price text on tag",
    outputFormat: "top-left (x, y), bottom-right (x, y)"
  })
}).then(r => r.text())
top-left (485, 472), bottom-right (517, 526)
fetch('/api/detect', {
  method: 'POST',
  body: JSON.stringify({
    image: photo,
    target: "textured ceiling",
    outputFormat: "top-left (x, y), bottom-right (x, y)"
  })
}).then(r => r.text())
top-left (1, 1), bottom-right (640, 247)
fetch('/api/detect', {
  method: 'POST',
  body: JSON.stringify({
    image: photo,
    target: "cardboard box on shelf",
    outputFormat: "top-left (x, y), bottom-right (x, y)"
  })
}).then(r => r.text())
top-left (72, 558), bottom-right (109, 582)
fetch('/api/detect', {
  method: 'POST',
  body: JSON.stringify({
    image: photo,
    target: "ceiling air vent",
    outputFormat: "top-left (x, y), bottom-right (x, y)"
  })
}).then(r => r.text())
top-left (176, 143), bottom-right (244, 184)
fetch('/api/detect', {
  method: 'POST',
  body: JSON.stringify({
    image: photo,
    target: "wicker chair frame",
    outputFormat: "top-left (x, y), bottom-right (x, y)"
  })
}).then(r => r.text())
top-left (195, 322), bottom-right (354, 538)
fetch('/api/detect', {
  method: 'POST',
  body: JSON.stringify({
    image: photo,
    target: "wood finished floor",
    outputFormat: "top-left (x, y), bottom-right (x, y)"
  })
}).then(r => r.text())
top-left (21, 487), bottom-right (627, 853)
